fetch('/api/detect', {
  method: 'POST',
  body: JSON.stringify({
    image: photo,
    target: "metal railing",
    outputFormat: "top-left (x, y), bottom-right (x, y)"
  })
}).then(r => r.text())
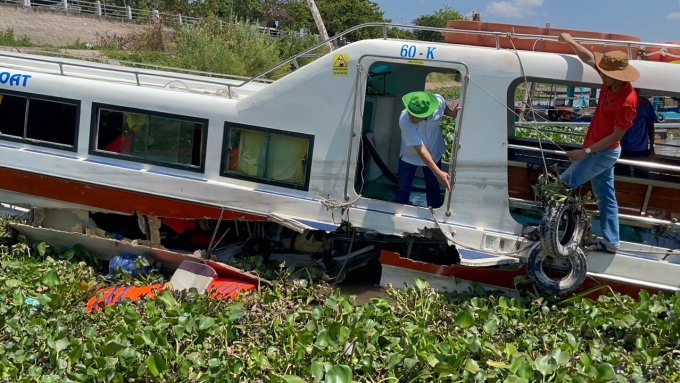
top-left (3, 0), bottom-right (290, 35)
top-left (229, 22), bottom-right (680, 93)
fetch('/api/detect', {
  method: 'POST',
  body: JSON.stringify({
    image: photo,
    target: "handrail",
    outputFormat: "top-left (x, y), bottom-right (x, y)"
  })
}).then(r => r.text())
top-left (508, 197), bottom-right (680, 230)
top-left (508, 144), bottom-right (680, 172)
top-left (229, 22), bottom-right (680, 94)
top-left (0, 49), bottom-right (272, 91)
top-left (1, 47), bottom-right (273, 82)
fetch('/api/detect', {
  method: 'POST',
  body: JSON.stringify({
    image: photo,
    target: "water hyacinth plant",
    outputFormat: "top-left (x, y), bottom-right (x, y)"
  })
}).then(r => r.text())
top-left (1, 219), bottom-right (679, 382)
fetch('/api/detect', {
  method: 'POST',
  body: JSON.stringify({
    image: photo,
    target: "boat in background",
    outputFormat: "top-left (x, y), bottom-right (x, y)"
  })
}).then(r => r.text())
top-left (444, 20), bottom-right (641, 56)
top-left (1, 22), bottom-right (680, 296)
top-left (642, 42), bottom-right (680, 64)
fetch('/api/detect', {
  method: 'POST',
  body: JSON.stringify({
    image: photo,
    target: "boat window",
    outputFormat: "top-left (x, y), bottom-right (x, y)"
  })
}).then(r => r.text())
top-left (510, 81), bottom-right (594, 146)
top-left (92, 105), bottom-right (206, 171)
top-left (0, 91), bottom-right (79, 150)
top-left (508, 80), bottom-right (680, 159)
top-left (221, 123), bottom-right (313, 191)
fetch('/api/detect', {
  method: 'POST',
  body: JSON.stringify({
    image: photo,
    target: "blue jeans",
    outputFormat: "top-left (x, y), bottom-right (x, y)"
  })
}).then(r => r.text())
top-left (395, 158), bottom-right (443, 208)
top-left (560, 147), bottom-right (621, 249)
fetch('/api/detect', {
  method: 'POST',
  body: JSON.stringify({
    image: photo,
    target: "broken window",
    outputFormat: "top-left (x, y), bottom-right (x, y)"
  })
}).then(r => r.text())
top-left (92, 104), bottom-right (206, 171)
top-left (0, 91), bottom-right (79, 149)
top-left (221, 124), bottom-right (313, 190)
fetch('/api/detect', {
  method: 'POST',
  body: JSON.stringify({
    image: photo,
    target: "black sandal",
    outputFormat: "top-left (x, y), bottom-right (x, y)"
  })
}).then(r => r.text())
top-left (585, 242), bottom-right (616, 254)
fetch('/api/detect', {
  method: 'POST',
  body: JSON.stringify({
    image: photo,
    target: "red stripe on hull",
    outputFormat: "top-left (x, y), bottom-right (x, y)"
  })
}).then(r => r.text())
top-left (0, 167), bottom-right (265, 220)
top-left (380, 251), bottom-right (662, 299)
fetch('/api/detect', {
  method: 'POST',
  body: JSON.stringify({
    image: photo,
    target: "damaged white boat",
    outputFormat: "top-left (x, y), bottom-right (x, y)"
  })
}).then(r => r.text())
top-left (1, 22), bottom-right (680, 295)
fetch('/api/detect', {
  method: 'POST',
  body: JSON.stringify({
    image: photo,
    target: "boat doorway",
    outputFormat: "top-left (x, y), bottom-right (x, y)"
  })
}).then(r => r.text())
top-left (353, 59), bottom-right (463, 208)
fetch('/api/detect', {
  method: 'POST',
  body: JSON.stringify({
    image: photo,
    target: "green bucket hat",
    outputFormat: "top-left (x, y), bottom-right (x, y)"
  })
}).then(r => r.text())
top-left (402, 91), bottom-right (439, 118)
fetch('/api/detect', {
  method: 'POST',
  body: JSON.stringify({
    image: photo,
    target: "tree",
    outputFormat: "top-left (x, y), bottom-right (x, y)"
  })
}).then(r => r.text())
top-left (412, 5), bottom-right (465, 42)
top-left (314, 0), bottom-right (387, 40)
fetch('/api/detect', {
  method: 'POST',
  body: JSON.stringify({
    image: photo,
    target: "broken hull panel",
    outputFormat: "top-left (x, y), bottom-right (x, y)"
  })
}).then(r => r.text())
top-left (9, 222), bottom-right (268, 286)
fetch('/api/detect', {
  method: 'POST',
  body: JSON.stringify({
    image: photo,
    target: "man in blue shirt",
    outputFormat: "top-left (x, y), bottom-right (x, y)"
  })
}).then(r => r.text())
top-left (618, 90), bottom-right (656, 177)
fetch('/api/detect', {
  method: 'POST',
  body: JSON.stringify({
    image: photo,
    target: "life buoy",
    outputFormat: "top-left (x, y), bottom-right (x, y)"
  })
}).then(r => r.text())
top-left (539, 200), bottom-right (587, 258)
top-left (526, 244), bottom-right (587, 295)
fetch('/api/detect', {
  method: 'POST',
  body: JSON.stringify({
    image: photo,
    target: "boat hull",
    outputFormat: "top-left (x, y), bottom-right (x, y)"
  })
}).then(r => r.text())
top-left (379, 250), bottom-right (677, 298)
top-left (0, 166), bottom-right (265, 221)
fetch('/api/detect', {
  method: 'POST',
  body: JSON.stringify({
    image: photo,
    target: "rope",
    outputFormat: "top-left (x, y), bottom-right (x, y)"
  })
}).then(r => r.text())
top-left (206, 207), bottom-right (226, 259)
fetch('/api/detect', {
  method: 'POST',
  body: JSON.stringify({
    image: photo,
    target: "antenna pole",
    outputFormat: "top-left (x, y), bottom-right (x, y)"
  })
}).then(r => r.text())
top-left (306, 0), bottom-right (333, 53)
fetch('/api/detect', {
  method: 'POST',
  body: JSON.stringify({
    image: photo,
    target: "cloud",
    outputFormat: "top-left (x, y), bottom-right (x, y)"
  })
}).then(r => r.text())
top-left (668, 12), bottom-right (680, 20)
top-left (486, 0), bottom-right (543, 19)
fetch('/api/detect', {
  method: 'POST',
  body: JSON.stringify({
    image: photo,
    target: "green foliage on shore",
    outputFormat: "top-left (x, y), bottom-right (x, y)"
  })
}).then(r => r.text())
top-left (95, 17), bottom-right (312, 78)
top-left (1, 220), bottom-right (679, 382)
top-left (0, 28), bottom-right (33, 47)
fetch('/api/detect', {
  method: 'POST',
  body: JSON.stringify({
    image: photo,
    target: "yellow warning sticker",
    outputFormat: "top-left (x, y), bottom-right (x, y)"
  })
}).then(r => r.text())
top-left (333, 53), bottom-right (349, 76)
top-left (407, 59), bottom-right (424, 65)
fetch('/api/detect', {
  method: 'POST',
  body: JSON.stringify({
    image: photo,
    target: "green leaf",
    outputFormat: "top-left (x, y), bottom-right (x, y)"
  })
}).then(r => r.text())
top-left (69, 344), bottom-right (84, 361)
top-left (147, 353), bottom-right (168, 377)
top-left (455, 309), bottom-right (475, 329)
top-left (311, 361), bottom-right (325, 382)
top-left (4, 279), bottom-right (22, 288)
top-left (510, 358), bottom-right (534, 380)
top-left (198, 316), bottom-right (216, 331)
top-left (504, 343), bottom-right (518, 359)
top-left (284, 376), bottom-right (308, 383)
top-left (535, 355), bottom-right (554, 376)
top-left (465, 358), bottom-right (480, 373)
top-left (141, 329), bottom-right (156, 346)
top-left (42, 269), bottom-right (60, 286)
top-left (316, 329), bottom-right (333, 348)
top-left (54, 338), bottom-right (69, 352)
top-left (499, 296), bottom-right (509, 308)
top-left (566, 332), bottom-right (577, 347)
top-left (483, 318), bottom-right (498, 334)
top-left (434, 361), bottom-right (456, 373)
top-left (156, 289), bottom-right (178, 307)
top-left (404, 357), bottom-right (418, 369)
top-left (37, 242), bottom-right (47, 256)
top-left (596, 363), bottom-right (615, 381)
top-left (102, 342), bottom-right (124, 356)
top-left (324, 364), bottom-right (352, 383)
top-left (487, 360), bottom-right (510, 369)
top-left (551, 348), bottom-right (570, 366)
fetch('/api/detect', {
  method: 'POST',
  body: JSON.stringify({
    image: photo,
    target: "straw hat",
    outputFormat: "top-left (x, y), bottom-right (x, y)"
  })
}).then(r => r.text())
top-left (593, 51), bottom-right (640, 82)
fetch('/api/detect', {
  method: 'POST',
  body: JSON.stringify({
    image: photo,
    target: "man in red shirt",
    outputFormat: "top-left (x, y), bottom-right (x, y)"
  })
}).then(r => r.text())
top-left (558, 33), bottom-right (640, 254)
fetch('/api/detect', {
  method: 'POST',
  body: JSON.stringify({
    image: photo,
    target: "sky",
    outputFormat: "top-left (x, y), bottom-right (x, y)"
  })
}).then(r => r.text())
top-left (372, 0), bottom-right (680, 42)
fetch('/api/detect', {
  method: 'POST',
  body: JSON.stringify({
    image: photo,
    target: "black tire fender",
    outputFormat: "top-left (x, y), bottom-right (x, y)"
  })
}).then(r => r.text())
top-left (539, 201), bottom-right (587, 258)
top-left (527, 243), bottom-right (588, 295)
